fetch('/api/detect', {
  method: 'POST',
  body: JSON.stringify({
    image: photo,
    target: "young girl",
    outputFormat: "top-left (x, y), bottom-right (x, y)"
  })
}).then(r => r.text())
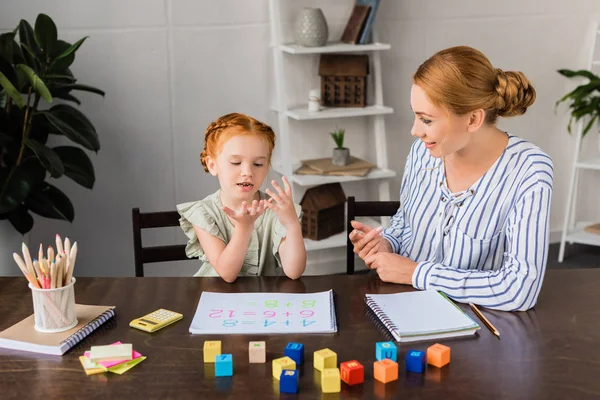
top-left (350, 46), bottom-right (553, 311)
top-left (177, 113), bottom-right (306, 282)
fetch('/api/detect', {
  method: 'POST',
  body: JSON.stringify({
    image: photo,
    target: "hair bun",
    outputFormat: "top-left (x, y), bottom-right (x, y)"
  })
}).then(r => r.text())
top-left (495, 69), bottom-right (536, 117)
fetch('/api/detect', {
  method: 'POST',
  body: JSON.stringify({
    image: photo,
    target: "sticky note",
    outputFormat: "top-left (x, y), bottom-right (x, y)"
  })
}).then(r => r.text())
top-left (89, 343), bottom-right (133, 363)
top-left (79, 356), bottom-right (107, 375)
top-left (108, 356), bottom-right (147, 375)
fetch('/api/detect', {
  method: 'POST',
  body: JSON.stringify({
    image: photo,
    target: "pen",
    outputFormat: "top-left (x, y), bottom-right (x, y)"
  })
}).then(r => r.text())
top-left (469, 303), bottom-right (500, 339)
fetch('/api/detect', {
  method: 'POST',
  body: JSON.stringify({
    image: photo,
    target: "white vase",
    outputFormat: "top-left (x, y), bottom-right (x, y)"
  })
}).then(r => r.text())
top-left (293, 8), bottom-right (328, 47)
top-left (0, 220), bottom-right (24, 276)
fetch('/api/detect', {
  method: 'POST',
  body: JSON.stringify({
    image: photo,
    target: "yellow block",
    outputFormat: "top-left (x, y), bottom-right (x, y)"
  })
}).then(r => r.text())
top-left (321, 368), bottom-right (341, 393)
top-left (203, 340), bottom-right (222, 363)
top-left (272, 356), bottom-right (296, 380)
top-left (314, 348), bottom-right (337, 371)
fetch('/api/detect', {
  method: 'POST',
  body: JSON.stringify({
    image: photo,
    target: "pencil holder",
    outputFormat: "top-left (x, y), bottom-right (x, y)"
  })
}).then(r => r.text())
top-left (29, 277), bottom-right (78, 333)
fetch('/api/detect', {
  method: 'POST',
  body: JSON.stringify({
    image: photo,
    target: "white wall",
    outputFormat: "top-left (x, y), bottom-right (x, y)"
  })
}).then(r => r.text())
top-left (2, 0), bottom-right (599, 276)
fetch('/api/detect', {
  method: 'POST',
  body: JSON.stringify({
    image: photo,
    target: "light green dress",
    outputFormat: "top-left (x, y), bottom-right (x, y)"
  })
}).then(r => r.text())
top-left (177, 190), bottom-right (302, 277)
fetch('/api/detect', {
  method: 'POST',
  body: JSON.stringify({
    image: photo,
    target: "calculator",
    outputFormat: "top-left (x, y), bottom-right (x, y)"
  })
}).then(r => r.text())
top-left (129, 309), bottom-right (183, 333)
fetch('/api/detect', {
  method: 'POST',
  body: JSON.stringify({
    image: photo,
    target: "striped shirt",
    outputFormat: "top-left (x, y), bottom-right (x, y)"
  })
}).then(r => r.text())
top-left (383, 135), bottom-right (554, 311)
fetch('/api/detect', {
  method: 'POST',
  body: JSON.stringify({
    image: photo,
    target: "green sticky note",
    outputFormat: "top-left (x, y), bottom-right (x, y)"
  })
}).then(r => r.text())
top-left (108, 356), bottom-right (146, 375)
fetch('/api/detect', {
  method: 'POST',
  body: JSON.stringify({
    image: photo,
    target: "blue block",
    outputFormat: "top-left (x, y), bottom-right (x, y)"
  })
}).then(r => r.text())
top-left (215, 354), bottom-right (233, 376)
top-left (376, 341), bottom-right (397, 362)
top-left (405, 350), bottom-right (426, 373)
top-left (284, 342), bottom-right (304, 365)
top-left (280, 369), bottom-right (299, 393)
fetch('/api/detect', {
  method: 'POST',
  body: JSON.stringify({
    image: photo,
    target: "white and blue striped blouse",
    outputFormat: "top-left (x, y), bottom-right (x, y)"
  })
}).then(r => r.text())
top-left (383, 135), bottom-right (554, 311)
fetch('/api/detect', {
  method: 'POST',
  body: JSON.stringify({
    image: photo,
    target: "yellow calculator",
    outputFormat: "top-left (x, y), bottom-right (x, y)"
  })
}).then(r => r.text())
top-left (129, 309), bottom-right (183, 333)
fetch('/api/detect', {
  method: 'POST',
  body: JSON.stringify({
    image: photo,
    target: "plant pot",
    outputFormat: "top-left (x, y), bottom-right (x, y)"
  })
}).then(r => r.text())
top-left (0, 220), bottom-right (24, 276)
top-left (293, 8), bottom-right (328, 47)
top-left (332, 148), bottom-right (350, 166)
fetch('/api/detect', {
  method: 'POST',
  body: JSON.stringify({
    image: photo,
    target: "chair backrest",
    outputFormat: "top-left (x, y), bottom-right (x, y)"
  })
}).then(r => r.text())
top-left (346, 196), bottom-right (400, 275)
top-left (132, 208), bottom-right (188, 277)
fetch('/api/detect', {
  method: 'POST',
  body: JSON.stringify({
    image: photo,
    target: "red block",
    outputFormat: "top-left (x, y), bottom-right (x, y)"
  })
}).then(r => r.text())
top-left (340, 360), bottom-right (364, 386)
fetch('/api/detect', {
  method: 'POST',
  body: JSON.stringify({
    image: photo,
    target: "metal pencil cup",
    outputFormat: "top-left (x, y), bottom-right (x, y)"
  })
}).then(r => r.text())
top-left (29, 277), bottom-right (78, 333)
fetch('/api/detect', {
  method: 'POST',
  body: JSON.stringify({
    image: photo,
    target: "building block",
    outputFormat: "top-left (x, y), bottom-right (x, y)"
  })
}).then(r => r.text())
top-left (203, 340), bottom-right (221, 363)
top-left (375, 341), bottom-right (398, 362)
top-left (280, 369), bottom-right (300, 393)
top-left (340, 360), bottom-right (364, 386)
top-left (427, 343), bottom-right (450, 368)
top-left (314, 348), bottom-right (337, 371)
top-left (321, 368), bottom-right (341, 393)
top-left (215, 354), bottom-right (233, 376)
top-left (406, 350), bottom-right (426, 373)
top-left (249, 341), bottom-right (266, 363)
top-left (373, 359), bottom-right (398, 383)
top-left (272, 356), bottom-right (296, 380)
top-left (284, 342), bottom-right (304, 365)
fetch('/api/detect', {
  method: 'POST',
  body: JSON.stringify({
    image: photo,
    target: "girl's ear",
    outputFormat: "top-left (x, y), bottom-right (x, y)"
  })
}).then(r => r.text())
top-left (206, 156), bottom-right (218, 176)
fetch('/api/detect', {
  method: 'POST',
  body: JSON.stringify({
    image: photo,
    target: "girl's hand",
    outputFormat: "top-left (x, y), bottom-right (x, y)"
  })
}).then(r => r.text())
top-left (265, 177), bottom-right (298, 229)
top-left (349, 220), bottom-right (390, 268)
top-left (222, 199), bottom-right (267, 228)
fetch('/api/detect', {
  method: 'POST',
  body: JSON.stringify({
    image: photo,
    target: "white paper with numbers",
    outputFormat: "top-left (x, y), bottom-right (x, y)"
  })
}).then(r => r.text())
top-left (189, 290), bottom-right (337, 334)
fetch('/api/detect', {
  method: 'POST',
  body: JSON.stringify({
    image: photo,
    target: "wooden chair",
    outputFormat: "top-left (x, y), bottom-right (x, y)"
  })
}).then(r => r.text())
top-left (346, 196), bottom-right (400, 275)
top-left (132, 208), bottom-right (188, 277)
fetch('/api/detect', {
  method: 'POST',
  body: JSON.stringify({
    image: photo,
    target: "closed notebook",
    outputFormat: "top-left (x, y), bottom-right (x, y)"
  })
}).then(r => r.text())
top-left (0, 304), bottom-right (115, 356)
top-left (365, 290), bottom-right (480, 343)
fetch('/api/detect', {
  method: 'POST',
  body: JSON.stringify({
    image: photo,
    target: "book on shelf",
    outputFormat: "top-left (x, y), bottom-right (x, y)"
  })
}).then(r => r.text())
top-left (295, 164), bottom-right (371, 177)
top-left (0, 304), bottom-right (115, 356)
top-left (356, 0), bottom-right (382, 44)
top-left (297, 156), bottom-right (376, 177)
top-left (340, 4), bottom-right (371, 44)
top-left (584, 223), bottom-right (600, 235)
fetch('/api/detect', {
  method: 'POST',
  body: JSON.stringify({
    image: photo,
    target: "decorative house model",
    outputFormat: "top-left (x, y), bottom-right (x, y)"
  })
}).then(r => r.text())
top-left (300, 183), bottom-right (346, 240)
top-left (319, 54), bottom-right (369, 107)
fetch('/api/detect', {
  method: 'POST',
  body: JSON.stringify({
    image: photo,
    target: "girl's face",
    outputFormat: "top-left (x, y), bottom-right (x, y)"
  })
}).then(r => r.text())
top-left (206, 129), bottom-right (270, 203)
top-left (409, 84), bottom-right (473, 158)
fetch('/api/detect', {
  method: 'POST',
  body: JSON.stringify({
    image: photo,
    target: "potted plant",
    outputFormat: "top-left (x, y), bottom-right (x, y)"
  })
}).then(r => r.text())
top-left (555, 68), bottom-right (600, 151)
top-left (0, 13), bottom-right (104, 236)
top-left (330, 128), bottom-right (349, 166)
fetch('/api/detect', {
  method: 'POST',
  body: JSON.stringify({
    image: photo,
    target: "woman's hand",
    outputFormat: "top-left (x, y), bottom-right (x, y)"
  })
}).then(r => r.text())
top-left (265, 177), bottom-right (299, 229)
top-left (364, 253), bottom-right (418, 284)
top-left (349, 220), bottom-right (391, 267)
top-left (222, 199), bottom-right (267, 229)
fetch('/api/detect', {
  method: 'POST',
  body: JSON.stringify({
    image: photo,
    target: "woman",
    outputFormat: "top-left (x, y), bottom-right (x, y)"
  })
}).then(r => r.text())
top-left (350, 46), bottom-right (553, 311)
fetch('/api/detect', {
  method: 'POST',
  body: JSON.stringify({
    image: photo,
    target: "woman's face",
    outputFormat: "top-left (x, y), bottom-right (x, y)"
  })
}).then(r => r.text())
top-left (410, 84), bottom-right (473, 158)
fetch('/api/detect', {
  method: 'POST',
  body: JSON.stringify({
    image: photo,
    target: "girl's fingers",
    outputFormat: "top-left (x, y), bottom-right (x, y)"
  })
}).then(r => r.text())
top-left (241, 201), bottom-right (248, 215)
top-left (222, 206), bottom-right (235, 218)
top-left (249, 200), bottom-right (258, 216)
top-left (282, 176), bottom-right (292, 197)
top-left (271, 180), bottom-right (287, 199)
top-left (265, 188), bottom-right (282, 205)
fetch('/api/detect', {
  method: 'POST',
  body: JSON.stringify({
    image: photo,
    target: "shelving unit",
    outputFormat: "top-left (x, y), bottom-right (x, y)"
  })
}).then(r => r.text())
top-left (558, 22), bottom-right (600, 261)
top-left (268, 0), bottom-right (395, 253)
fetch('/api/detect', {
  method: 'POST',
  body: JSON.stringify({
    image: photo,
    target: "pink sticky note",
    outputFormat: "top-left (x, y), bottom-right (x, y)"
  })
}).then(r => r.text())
top-left (84, 341), bottom-right (142, 368)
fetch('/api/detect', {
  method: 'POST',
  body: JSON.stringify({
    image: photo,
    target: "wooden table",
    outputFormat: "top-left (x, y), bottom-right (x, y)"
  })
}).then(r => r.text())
top-left (0, 269), bottom-right (599, 399)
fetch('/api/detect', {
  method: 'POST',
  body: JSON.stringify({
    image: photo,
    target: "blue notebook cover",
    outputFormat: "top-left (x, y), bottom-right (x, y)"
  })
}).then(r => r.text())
top-left (356, 0), bottom-right (381, 44)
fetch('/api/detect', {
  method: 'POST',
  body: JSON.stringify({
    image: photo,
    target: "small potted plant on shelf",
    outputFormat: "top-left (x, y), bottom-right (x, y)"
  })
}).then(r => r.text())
top-left (555, 68), bottom-right (600, 152)
top-left (330, 128), bottom-right (349, 166)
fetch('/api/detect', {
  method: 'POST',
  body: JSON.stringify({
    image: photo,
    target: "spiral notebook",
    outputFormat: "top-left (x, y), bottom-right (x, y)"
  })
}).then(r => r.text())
top-left (365, 290), bottom-right (479, 343)
top-left (190, 290), bottom-right (337, 334)
top-left (0, 304), bottom-right (115, 355)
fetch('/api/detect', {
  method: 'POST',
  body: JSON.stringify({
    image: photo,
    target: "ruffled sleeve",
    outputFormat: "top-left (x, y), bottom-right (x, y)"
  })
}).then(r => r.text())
top-left (272, 203), bottom-right (303, 266)
top-left (176, 201), bottom-right (225, 259)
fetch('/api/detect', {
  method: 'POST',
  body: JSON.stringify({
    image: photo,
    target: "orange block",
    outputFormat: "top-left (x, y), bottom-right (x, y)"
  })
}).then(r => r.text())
top-left (373, 359), bottom-right (398, 383)
top-left (427, 343), bottom-right (450, 368)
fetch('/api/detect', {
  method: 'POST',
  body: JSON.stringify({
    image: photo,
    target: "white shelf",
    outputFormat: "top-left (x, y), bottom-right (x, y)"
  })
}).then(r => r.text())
top-left (280, 42), bottom-right (391, 55)
top-left (285, 105), bottom-right (393, 120)
top-left (272, 163), bottom-right (396, 187)
top-left (305, 217), bottom-right (381, 251)
top-left (575, 157), bottom-right (600, 171)
top-left (565, 226), bottom-right (600, 247)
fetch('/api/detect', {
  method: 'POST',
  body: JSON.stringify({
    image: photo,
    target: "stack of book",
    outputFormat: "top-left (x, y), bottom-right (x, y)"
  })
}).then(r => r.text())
top-left (584, 223), bottom-right (600, 235)
top-left (295, 156), bottom-right (376, 177)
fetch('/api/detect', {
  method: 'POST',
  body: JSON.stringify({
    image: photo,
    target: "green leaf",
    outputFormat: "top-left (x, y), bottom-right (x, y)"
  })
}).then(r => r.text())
top-left (43, 73), bottom-right (77, 82)
top-left (24, 138), bottom-right (64, 178)
top-left (557, 69), bottom-right (600, 81)
top-left (25, 182), bottom-right (74, 222)
top-left (0, 32), bottom-right (24, 64)
top-left (43, 104), bottom-right (100, 151)
top-left (55, 36), bottom-right (87, 60)
top-left (583, 115), bottom-right (598, 136)
top-left (0, 70), bottom-right (25, 108)
top-left (16, 64), bottom-right (53, 103)
top-left (52, 92), bottom-right (80, 105)
top-left (54, 146), bottom-right (95, 189)
top-left (50, 83), bottom-right (105, 96)
top-left (18, 19), bottom-right (41, 70)
top-left (34, 14), bottom-right (57, 56)
top-left (7, 205), bottom-right (33, 234)
top-left (0, 160), bottom-right (46, 214)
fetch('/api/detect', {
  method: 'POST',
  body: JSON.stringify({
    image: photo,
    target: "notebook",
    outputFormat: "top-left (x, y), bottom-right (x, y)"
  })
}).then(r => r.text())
top-left (0, 304), bottom-right (115, 356)
top-left (189, 290), bottom-right (337, 334)
top-left (365, 290), bottom-right (480, 342)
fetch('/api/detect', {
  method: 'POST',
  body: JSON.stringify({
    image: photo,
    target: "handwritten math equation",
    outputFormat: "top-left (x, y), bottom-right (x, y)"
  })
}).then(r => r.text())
top-left (207, 299), bottom-right (318, 329)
